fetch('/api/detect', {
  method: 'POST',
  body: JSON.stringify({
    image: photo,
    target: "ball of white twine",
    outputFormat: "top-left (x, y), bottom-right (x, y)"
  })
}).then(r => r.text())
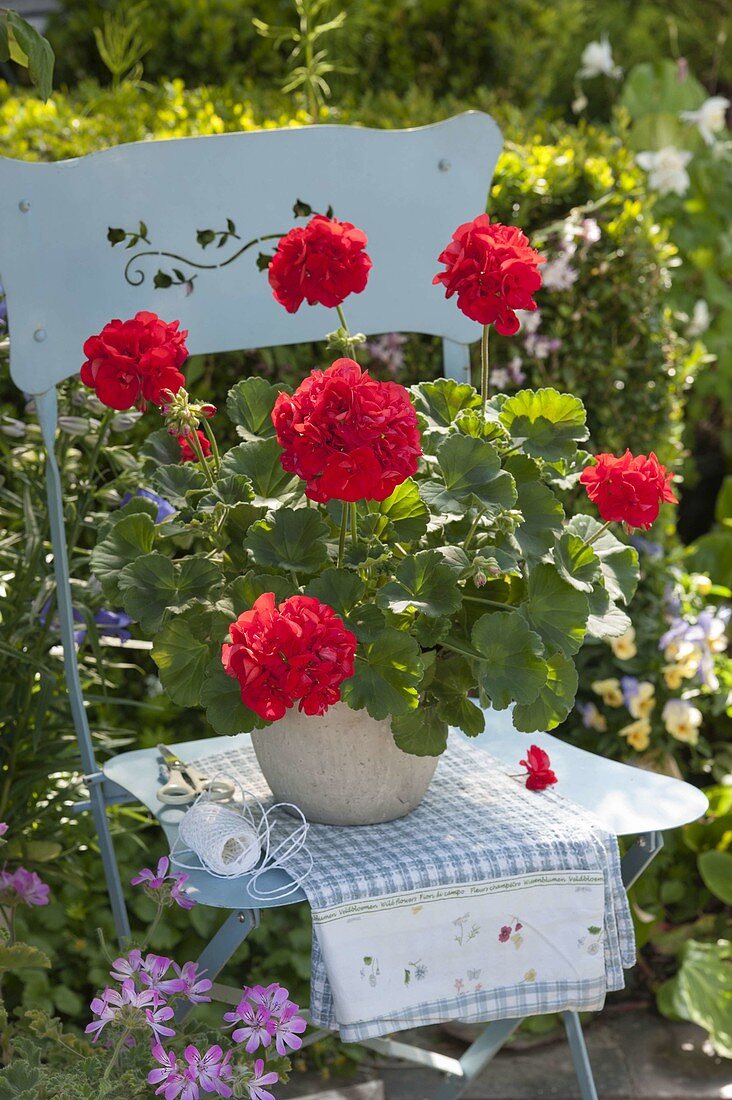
top-left (178, 800), bottom-right (261, 876)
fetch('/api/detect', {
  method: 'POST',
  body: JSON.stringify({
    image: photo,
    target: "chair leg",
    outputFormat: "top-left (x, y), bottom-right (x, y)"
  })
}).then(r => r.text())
top-left (430, 1018), bottom-right (522, 1100)
top-left (563, 1012), bottom-right (599, 1100)
top-left (176, 908), bottom-right (260, 1023)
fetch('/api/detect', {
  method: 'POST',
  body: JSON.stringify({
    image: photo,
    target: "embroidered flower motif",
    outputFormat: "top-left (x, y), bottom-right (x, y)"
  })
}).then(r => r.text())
top-left (272, 358), bottom-right (421, 503)
top-left (433, 215), bottom-right (544, 334)
top-left (222, 593), bottom-right (357, 721)
top-left (268, 214), bottom-right (372, 313)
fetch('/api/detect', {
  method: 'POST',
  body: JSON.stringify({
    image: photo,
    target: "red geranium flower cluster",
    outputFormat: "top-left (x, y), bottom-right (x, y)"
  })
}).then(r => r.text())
top-left (268, 215), bottom-right (372, 313)
top-left (433, 214), bottom-right (545, 335)
top-left (272, 358), bottom-right (422, 502)
top-left (520, 745), bottom-right (558, 792)
top-left (178, 429), bottom-right (211, 464)
top-left (221, 593), bottom-right (357, 722)
top-left (80, 311), bottom-right (188, 411)
top-left (579, 450), bottom-right (678, 531)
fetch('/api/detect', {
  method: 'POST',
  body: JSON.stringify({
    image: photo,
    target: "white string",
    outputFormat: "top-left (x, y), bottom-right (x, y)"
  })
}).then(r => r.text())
top-left (170, 774), bottom-right (311, 898)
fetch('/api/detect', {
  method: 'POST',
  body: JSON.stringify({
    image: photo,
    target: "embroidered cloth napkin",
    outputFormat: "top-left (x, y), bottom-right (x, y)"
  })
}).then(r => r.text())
top-left (190, 735), bottom-right (635, 1042)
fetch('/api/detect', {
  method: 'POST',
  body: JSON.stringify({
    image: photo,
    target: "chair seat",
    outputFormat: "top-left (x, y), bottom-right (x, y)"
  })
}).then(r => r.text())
top-left (103, 710), bottom-right (707, 911)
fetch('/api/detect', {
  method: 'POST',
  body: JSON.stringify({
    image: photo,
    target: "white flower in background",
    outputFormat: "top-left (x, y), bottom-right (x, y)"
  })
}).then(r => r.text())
top-left (541, 254), bottom-right (579, 291)
top-left (577, 36), bottom-right (622, 80)
top-left (516, 309), bottom-right (542, 335)
top-left (491, 367), bottom-right (510, 390)
top-left (680, 96), bottom-right (730, 145)
top-left (572, 92), bottom-right (588, 115)
top-left (580, 218), bottom-right (602, 244)
top-left (636, 147), bottom-right (693, 196)
top-left (662, 698), bottom-right (703, 745)
top-left (507, 356), bottom-right (526, 385)
top-left (686, 299), bottom-right (711, 338)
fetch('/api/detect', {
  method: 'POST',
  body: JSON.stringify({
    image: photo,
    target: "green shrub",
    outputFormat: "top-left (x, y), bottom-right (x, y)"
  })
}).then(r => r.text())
top-left (44, 0), bottom-right (730, 116)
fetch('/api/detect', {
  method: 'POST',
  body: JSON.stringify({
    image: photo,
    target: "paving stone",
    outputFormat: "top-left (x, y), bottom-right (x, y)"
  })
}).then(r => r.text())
top-left (279, 1074), bottom-right (384, 1099)
top-left (285, 1009), bottom-right (731, 1100)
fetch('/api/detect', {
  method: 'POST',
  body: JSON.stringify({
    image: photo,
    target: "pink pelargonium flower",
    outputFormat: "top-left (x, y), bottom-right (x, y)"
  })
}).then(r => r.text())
top-left (0, 823), bottom-right (8, 837)
top-left (148, 1044), bottom-right (187, 1099)
top-left (140, 953), bottom-right (188, 997)
top-left (145, 1002), bottom-right (177, 1045)
top-left (131, 856), bottom-right (195, 910)
top-left (0, 866), bottom-right (50, 906)
top-left (184, 1045), bottom-right (233, 1097)
top-left (174, 961), bottom-right (213, 1004)
top-left (223, 1000), bottom-right (276, 1053)
top-left (247, 1058), bottom-right (279, 1100)
top-left (110, 948), bottom-right (143, 983)
top-left (85, 979), bottom-right (159, 1042)
top-left (273, 999), bottom-right (307, 1055)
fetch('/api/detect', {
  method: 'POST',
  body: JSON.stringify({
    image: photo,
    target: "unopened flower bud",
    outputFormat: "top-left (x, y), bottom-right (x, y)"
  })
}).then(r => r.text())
top-left (111, 411), bottom-right (142, 433)
top-left (200, 403), bottom-right (217, 419)
top-left (58, 416), bottom-right (90, 436)
top-left (0, 416), bottom-right (26, 438)
top-left (474, 571), bottom-right (487, 588)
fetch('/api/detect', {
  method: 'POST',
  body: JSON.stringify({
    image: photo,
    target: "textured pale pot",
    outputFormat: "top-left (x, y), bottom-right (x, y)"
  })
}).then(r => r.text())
top-left (250, 702), bottom-right (439, 826)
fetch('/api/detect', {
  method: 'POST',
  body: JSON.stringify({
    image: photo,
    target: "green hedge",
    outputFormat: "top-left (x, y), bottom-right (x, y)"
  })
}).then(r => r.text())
top-left (43, 0), bottom-right (731, 114)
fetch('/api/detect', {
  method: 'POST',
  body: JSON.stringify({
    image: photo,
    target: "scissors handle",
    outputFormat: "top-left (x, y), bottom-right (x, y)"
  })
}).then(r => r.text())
top-left (157, 767), bottom-right (196, 805)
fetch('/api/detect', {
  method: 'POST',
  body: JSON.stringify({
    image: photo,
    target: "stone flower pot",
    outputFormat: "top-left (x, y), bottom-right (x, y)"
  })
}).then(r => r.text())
top-left (251, 702), bottom-right (438, 826)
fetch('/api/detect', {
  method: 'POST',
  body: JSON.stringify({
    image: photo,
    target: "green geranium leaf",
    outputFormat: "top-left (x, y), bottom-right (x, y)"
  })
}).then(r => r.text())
top-left (586, 585), bottom-right (632, 639)
top-left (221, 439), bottom-right (299, 508)
top-left (512, 651), bottom-right (579, 732)
top-left (226, 377), bottom-right (289, 441)
top-left (0, 943), bottom-right (51, 972)
top-left (150, 464), bottom-right (207, 507)
top-left (698, 850), bottom-right (732, 905)
top-left (421, 434), bottom-right (516, 517)
top-left (152, 606), bottom-right (226, 707)
top-left (413, 614), bottom-right (452, 648)
top-left (554, 532), bottom-right (601, 593)
top-left (140, 428), bottom-right (181, 468)
top-left (376, 479), bottom-right (429, 543)
top-left (377, 550), bottom-right (462, 618)
top-left (392, 707), bottom-right (448, 756)
top-left (499, 388), bottom-right (588, 462)
top-left (3, 11), bottom-right (55, 101)
top-left (411, 378), bottom-right (481, 428)
top-left (90, 513), bottom-right (156, 600)
top-left (244, 508), bottom-right (329, 573)
top-left (201, 658), bottom-right (265, 735)
top-left (437, 695), bottom-right (486, 737)
top-left (197, 474), bottom-right (255, 512)
top-left (521, 563), bottom-right (589, 656)
top-left (342, 629), bottom-right (424, 719)
top-left (656, 939), bottom-right (732, 1059)
top-left (471, 611), bottom-right (547, 710)
top-left (506, 454), bottom-right (564, 562)
top-left (306, 569), bottom-right (365, 618)
top-left (119, 553), bottom-right (223, 633)
top-left (566, 515), bottom-right (639, 605)
top-left (225, 572), bottom-right (297, 615)
top-left (345, 603), bottom-right (387, 644)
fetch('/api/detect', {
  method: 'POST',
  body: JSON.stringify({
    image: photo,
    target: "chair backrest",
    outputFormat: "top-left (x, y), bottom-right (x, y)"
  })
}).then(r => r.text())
top-left (0, 113), bottom-right (503, 940)
top-left (0, 112), bottom-right (502, 396)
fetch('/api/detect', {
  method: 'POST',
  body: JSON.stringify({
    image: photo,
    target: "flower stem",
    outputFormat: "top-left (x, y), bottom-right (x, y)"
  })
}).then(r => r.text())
top-left (480, 324), bottom-right (490, 415)
top-left (140, 896), bottom-right (165, 952)
top-left (350, 502), bottom-right (358, 546)
top-left (336, 305), bottom-right (359, 362)
top-left (201, 416), bottom-right (221, 476)
top-left (462, 595), bottom-right (518, 610)
top-left (102, 1028), bottom-right (132, 1083)
top-left (189, 428), bottom-right (216, 489)
top-left (337, 504), bottom-right (348, 568)
top-left (68, 407), bottom-right (114, 551)
top-left (583, 519), bottom-right (613, 547)
top-left (463, 509), bottom-right (485, 552)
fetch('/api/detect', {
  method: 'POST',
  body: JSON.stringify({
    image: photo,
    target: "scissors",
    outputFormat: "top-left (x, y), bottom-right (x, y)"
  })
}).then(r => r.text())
top-left (156, 744), bottom-right (236, 806)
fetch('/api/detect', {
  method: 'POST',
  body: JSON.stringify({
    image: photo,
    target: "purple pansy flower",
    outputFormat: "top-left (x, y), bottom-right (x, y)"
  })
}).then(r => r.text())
top-left (39, 598), bottom-right (132, 645)
top-left (120, 488), bottom-right (176, 524)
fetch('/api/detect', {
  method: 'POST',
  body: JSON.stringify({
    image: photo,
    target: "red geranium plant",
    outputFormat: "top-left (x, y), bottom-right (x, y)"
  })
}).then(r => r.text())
top-left (87, 208), bottom-right (667, 757)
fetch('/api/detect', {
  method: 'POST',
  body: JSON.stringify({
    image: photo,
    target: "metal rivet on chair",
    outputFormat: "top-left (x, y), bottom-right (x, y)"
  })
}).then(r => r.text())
top-left (18, 200), bottom-right (31, 212)
top-left (33, 327), bottom-right (47, 343)
top-left (238, 912), bottom-right (246, 923)
top-left (438, 158), bottom-right (451, 172)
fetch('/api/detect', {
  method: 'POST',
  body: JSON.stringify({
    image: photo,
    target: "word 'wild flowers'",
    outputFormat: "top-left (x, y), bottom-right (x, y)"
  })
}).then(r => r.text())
top-left (580, 450), bottom-right (677, 530)
top-left (433, 215), bottom-right (545, 335)
top-left (80, 311), bottom-right (188, 411)
top-left (268, 214), bottom-right (372, 313)
top-left (272, 358), bottom-right (421, 502)
top-left (222, 593), bottom-right (357, 721)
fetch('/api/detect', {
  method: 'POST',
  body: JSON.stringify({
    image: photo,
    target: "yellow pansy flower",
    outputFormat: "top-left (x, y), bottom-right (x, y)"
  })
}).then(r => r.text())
top-left (619, 718), bottom-right (652, 751)
top-left (627, 681), bottom-right (656, 719)
top-left (610, 626), bottom-right (637, 660)
top-left (591, 678), bottom-right (624, 707)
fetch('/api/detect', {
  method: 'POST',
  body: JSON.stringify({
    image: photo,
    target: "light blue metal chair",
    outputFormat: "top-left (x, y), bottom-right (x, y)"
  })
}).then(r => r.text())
top-left (0, 114), bottom-right (707, 1099)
